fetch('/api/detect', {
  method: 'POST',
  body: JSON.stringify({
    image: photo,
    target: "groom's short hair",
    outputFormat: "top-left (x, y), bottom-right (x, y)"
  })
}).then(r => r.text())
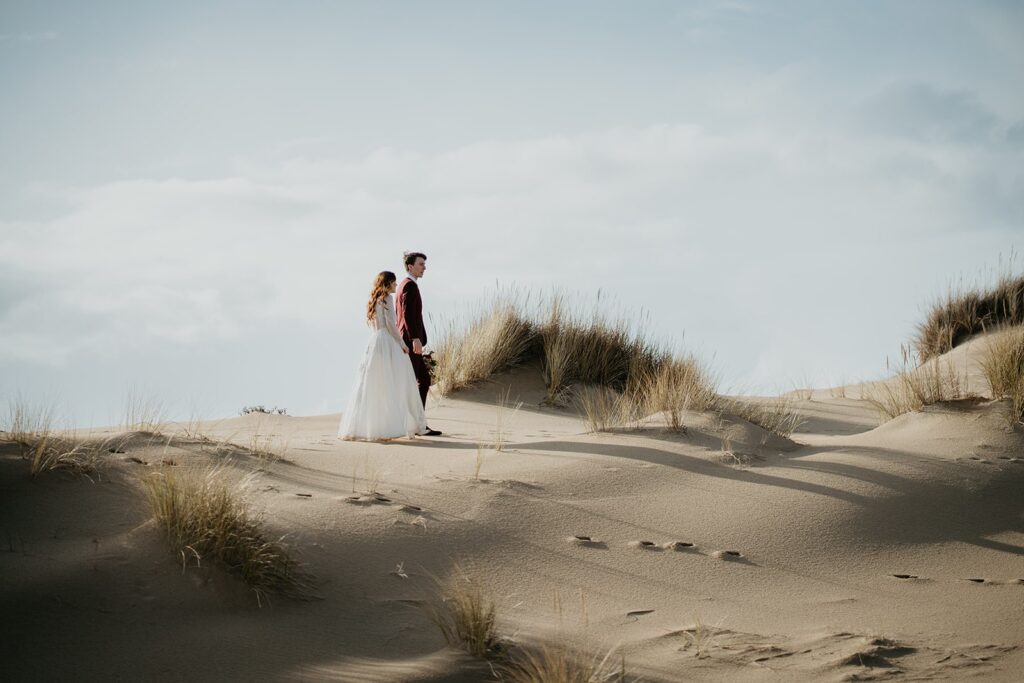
top-left (404, 251), bottom-right (427, 269)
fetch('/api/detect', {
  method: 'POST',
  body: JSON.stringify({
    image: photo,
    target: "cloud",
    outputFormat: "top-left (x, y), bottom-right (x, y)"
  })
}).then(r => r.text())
top-left (859, 81), bottom-right (999, 144)
top-left (1, 84), bottom-right (1020, 401)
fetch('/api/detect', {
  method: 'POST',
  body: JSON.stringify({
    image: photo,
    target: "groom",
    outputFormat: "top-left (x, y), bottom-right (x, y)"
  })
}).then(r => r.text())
top-left (397, 251), bottom-right (442, 436)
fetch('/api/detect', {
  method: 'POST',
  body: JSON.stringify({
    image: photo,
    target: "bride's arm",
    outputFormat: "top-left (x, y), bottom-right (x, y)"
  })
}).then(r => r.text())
top-left (381, 302), bottom-right (409, 352)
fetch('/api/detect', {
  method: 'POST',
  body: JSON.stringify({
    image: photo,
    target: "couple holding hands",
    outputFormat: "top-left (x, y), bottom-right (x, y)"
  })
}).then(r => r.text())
top-left (338, 251), bottom-right (443, 441)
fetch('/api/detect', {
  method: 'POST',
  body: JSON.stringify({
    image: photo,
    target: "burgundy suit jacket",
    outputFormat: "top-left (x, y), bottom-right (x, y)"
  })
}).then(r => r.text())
top-left (396, 277), bottom-right (427, 348)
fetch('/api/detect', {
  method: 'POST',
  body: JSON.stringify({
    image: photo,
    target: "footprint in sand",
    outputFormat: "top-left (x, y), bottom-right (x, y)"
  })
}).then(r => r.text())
top-left (569, 535), bottom-right (607, 549)
top-left (626, 609), bottom-right (655, 619)
top-left (343, 494), bottom-right (393, 506)
top-left (712, 549), bottom-right (745, 561)
top-left (630, 540), bottom-right (664, 551)
top-left (670, 541), bottom-right (700, 552)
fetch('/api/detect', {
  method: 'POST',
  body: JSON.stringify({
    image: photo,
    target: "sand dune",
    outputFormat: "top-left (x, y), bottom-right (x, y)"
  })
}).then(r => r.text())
top-left (2, 337), bottom-right (1023, 681)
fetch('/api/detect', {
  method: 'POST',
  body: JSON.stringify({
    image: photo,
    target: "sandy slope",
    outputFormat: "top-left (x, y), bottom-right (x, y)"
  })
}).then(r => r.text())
top-left (2, 346), bottom-right (1023, 681)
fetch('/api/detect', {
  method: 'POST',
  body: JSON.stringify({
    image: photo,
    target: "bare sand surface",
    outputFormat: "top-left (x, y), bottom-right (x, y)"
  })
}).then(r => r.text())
top-left (2, 342), bottom-right (1023, 681)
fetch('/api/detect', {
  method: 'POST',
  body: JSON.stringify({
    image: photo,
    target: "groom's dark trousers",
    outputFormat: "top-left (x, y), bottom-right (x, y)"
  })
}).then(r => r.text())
top-left (396, 277), bottom-right (431, 407)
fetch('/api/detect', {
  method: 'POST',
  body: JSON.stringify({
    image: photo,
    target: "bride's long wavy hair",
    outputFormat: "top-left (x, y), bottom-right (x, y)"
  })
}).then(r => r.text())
top-left (366, 271), bottom-right (397, 321)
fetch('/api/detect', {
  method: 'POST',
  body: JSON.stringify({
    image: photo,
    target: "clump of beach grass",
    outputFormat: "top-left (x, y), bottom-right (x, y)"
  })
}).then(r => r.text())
top-left (979, 328), bottom-right (1024, 425)
top-left (433, 290), bottom-right (668, 406)
top-left (574, 354), bottom-right (718, 434)
top-left (679, 615), bottom-right (727, 659)
top-left (426, 564), bottom-right (502, 659)
top-left (504, 643), bottom-right (628, 683)
top-left (539, 295), bottom-right (663, 405)
top-left (2, 397), bottom-right (106, 478)
top-left (575, 386), bottom-right (628, 433)
top-left (433, 292), bottom-right (537, 396)
top-left (28, 435), bottom-right (107, 478)
top-left (123, 386), bottom-right (167, 434)
top-left (645, 355), bottom-right (718, 432)
top-left (143, 464), bottom-right (313, 605)
top-left (864, 345), bottom-right (972, 422)
top-left (915, 257), bottom-right (1024, 361)
top-left (723, 396), bottom-right (804, 438)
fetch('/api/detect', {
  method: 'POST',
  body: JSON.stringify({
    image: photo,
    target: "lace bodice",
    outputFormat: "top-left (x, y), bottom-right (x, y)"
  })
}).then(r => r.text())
top-left (371, 297), bottom-right (407, 350)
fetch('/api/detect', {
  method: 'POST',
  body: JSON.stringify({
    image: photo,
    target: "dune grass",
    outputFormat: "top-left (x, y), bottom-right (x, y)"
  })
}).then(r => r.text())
top-left (426, 565), bottom-right (502, 659)
top-left (864, 345), bottom-right (971, 422)
top-left (575, 355), bottom-right (719, 434)
top-left (979, 328), bottom-right (1024, 424)
top-left (123, 386), bottom-right (167, 433)
top-left (437, 291), bottom-right (807, 437)
top-left (2, 398), bottom-right (107, 478)
top-left (916, 266), bottom-right (1024, 362)
top-left (433, 293), bottom-right (537, 396)
top-left (433, 291), bottom-right (665, 404)
top-left (492, 387), bottom-right (523, 452)
top-left (722, 396), bottom-right (805, 438)
top-left (575, 386), bottom-right (630, 433)
top-left (27, 435), bottom-right (108, 478)
top-left (645, 355), bottom-right (718, 432)
top-left (504, 643), bottom-right (628, 683)
top-left (143, 464), bottom-right (313, 605)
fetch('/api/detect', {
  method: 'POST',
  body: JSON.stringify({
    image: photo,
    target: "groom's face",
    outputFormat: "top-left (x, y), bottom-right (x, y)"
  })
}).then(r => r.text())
top-left (408, 258), bottom-right (426, 278)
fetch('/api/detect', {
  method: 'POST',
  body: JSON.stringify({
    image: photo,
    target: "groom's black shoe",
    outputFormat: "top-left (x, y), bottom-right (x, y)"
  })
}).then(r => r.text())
top-left (422, 427), bottom-right (442, 437)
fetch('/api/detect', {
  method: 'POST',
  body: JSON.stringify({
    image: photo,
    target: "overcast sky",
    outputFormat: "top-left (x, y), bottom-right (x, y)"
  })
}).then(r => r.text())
top-left (2, 1), bottom-right (1022, 428)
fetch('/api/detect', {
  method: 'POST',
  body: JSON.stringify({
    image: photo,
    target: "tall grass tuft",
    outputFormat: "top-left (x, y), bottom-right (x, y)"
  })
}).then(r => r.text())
top-left (979, 328), bottom-right (1024, 424)
top-left (2, 398), bottom-right (104, 478)
top-left (864, 345), bottom-right (971, 422)
top-left (723, 396), bottom-right (805, 438)
top-left (575, 386), bottom-right (628, 433)
top-left (916, 264), bottom-right (1024, 361)
top-left (427, 565), bottom-right (501, 659)
top-left (143, 465), bottom-right (314, 604)
top-left (492, 388), bottom-right (523, 452)
top-left (539, 295), bottom-right (662, 404)
top-left (124, 386), bottom-right (167, 433)
top-left (28, 435), bottom-right (106, 478)
top-left (504, 644), bottom-right (627, 683)
top-left (433, 294), bottom-right (537, 396)
top-left (434, 290), bottom-right (668, 405)
top-left (646, 355), bottom-right (718, 432)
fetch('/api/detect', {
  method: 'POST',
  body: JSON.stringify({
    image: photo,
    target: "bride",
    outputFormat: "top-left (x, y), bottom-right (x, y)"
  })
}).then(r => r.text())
top-left (338, 271), bottom-right (428, 440)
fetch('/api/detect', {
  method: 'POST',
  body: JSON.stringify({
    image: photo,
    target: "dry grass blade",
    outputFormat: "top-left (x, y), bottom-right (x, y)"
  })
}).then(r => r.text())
top-left (493, 388), bottom-right (523, 452)
top-left (504, 643), bottom-right (628, 683)
top-left (426, 565), bottom-right (501, 659)
top-left (143, 465), bottom-right (314, 604)
top-left (979, 328), bottom-right (1024, 424)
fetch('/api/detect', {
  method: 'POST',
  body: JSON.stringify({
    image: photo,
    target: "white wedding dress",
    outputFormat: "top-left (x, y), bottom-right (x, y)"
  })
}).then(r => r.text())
top-left (338, 297), bottom-right (427, 440)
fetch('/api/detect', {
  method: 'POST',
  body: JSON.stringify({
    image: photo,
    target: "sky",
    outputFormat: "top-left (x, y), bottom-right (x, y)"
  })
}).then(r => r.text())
top-left (1, 0), bottom-right (1022, 428)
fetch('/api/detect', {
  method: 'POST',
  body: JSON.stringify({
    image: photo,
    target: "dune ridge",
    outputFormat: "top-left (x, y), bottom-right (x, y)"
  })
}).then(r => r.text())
top-left (3, 323), bottom-right (1024, 681)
